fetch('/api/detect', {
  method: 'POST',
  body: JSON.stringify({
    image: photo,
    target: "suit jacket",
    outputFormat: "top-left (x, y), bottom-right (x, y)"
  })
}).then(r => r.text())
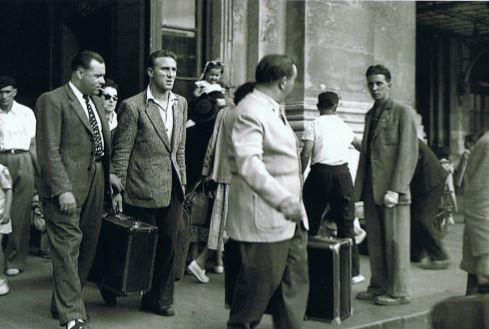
top-left (353, 98), bottom-right (418, 205)
top-left (111, 91), bottom-right (187, 208)
top-left (35, 84), bottom-right (111, 205)
top-left (226, 90), bottom-right (308, 243)
top-left (411, 139), bottom-right (448, 196)
top-left (460, 131), bottom-right (489, 275)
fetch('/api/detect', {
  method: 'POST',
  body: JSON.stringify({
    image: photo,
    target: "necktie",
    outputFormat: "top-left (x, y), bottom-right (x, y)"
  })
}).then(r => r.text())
top-left (83, 95), bottom-right (104, 159)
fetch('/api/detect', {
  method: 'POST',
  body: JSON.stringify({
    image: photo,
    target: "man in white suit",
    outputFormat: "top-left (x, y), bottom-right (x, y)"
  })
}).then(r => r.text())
top-left (225, 54), bottom-right (309, 329)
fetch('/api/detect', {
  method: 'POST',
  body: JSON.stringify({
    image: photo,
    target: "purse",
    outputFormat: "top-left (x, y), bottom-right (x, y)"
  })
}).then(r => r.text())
top-left (185, 179), bottom-right (213, 226)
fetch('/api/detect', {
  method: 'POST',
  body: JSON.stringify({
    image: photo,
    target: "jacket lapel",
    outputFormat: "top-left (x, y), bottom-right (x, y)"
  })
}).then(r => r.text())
top-left (64, 85), bottom-right (92, 134)
top-left (372, 98), bottom-right (393, 141)
top-left (145, 101), bottom-right (171, 152)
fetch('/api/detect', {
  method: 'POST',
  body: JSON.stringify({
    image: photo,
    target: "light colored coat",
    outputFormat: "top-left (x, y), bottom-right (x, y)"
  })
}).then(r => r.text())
top-left (460, 131), bottom-right (489, 275)
top-left (226, 90), bottom-right (308, 243)
top-left (111, 91), bottom-right (187, 208)
top-left (353, 98), bottom-right (418, 205)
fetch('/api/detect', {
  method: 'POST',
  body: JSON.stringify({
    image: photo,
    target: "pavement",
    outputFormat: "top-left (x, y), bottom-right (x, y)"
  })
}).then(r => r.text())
top-left (0, 214), bottom-right (467, 329)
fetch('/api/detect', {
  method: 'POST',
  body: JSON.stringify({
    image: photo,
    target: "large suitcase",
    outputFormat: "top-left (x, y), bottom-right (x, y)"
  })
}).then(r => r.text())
top-left (93, 213), bottom-right (158, 296)
top-left (306, 237), bottom-right (352, 324)
top-left (432, 294), bottom-right (489, 329)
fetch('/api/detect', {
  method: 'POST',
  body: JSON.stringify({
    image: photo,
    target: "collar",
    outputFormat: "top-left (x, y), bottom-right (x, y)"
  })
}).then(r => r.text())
top-left (68, 81), bottom-right (86, 100)
top-left (146, 86), bottom-right (177, 107)
top-left (253, 89), bottom-right (280, 113)
top-left (0, 100), bottom-right (20, 115)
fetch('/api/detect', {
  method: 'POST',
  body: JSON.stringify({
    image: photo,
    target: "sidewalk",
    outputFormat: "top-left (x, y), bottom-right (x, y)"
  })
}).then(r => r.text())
top-left (0, 216), bottom-right (466, 329)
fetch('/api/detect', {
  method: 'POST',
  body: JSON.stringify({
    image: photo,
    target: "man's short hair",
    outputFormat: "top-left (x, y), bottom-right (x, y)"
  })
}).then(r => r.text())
top-left (147, 50), bottom-right (177, 69)
top-left (255, 54), bottom-right (295, 84)
top-left (71, 51), bottom-right (104, 72)
top-left (317, 91), bottom-right (339, 110)
top-left (0, 76), bottom-right (16, 89)
top-left (365, 64), bottom-right (391, 82)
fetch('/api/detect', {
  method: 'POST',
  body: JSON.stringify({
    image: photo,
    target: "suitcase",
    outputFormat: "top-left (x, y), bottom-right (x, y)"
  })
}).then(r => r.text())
top-left (93, 213), bottom-right (158, 296)
top-left (306, 237), bottom-right (352, 324)
top-left (432, 294), bottom-right (489, 329)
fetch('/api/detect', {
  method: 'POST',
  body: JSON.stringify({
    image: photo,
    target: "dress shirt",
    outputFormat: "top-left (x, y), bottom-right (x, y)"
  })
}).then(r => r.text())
top-left (68, 82), bottom-right (104, 148)
top-left (107, 111), bottom-right (118, 131)
top-left (146, 87), bottom-right (177, 141)
top-left (0, 100), bottom-right (36, 151)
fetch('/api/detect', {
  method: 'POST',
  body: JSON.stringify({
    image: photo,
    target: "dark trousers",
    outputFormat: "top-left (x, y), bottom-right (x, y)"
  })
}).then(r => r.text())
top-left (225, 225), bottom-right (309, 329)
top-left (43, 162), bottom-right (104, 325)
top-left (303, 163), bottom-right (360, 276)
top-left (124, 183), bottom-right (183, 308)
top-left (411, 183), bottom-right (449, 262)
top-left (0, 152), bottom-right (35, 271)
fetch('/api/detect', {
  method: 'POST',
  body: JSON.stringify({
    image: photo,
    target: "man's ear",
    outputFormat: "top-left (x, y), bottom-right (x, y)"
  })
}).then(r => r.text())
top-left (76, 68), bottom-right (84, 80)
top-left (147, 67), bottom-right (154, 79)
top-left (278, 76), bottom-right (287, 90)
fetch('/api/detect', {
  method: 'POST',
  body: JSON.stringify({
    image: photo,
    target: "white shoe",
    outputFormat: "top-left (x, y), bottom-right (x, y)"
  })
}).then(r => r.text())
top-left (0, 279), bottom-right (9, 295)
top-left (5, 268), bottom-right (20, 276)
top-left (352, 274), bottom-right (365, 285)
top-left (187, 260), bottom-right (209, 283)
top-left (214, 265), bottom-right (224, 274)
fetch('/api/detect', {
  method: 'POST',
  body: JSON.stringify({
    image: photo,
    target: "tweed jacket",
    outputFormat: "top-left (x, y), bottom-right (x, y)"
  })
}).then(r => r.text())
top-left (460, 131), bottom-right (489, 275)
top-left (226, 90), bottom-right (308, 243)
top-left (111, 90), bottom-right (187, 208)
top-left (353, 98), bottom-right (418, 205)
top-left (35, 84), bottom-right (111, 205)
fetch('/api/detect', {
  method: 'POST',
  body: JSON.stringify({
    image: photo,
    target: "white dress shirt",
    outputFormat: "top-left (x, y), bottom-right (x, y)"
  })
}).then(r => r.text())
top-left (146, 87), bottom-right (177, 141)
top-left (68, 82), bottom-right (104, 148)
top-left (0, 100), bottom-right (36, 151)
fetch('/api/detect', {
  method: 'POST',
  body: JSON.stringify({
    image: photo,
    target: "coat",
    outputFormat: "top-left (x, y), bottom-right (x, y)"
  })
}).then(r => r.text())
top-left (353, 98), bottom-right (418, 205)
top-left (460, 131), bottom-right (489, 275)
top-left (226, 90), bottom-right (308, 243)
top-left (36, 84), bottom-right (111, 205)
top-left (111, 91), bottom-right (187, 208)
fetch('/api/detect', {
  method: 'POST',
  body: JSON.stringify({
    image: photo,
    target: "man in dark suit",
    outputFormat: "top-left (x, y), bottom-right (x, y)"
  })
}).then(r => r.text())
top-left (36, 51), bottom-right (111, 329)
top-left (410, 139), bottom-right (450, 268)
top-left (353, 65), bottom-right (418, 306)
top-left (111, 49), bottom-right (187, 316)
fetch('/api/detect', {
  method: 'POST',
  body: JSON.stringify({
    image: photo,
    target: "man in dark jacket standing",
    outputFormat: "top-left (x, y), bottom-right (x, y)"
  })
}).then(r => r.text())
top-left (410, 139), bottom-right (450, 269)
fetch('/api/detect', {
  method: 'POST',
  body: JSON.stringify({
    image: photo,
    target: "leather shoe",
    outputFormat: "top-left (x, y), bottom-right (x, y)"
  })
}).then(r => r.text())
top-left (141, 303), bottom-right (175, 316)
top-left (99, 287), bottom-right (117, 306)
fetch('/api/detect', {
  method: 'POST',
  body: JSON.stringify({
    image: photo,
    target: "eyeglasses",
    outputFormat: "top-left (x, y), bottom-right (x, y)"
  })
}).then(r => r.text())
top-left (103, 94), bottom-right (118, 101)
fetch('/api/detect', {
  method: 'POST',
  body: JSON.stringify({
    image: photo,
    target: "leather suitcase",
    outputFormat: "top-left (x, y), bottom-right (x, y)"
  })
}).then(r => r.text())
top-left (432, 294), bottom-right (489, 329)
top-left (93, 213), bottom-right (158, 296)
top-left (306, 237), bottom-right (352, 324)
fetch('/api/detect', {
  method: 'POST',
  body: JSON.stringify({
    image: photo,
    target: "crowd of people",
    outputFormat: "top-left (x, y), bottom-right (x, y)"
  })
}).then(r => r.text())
top-left (0, 49), bottom-right (488, 329)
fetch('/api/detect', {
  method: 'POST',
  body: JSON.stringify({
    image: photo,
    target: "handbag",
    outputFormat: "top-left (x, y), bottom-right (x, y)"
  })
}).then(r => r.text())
top-left (185, 178), bottom-right (213, 226)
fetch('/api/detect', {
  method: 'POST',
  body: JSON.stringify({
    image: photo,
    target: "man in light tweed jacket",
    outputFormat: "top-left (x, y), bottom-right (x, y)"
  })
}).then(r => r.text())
top-left (110, 50), bottom-right (187, 316)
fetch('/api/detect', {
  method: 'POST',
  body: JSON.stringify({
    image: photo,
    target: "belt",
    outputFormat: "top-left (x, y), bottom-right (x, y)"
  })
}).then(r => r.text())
top-left (0, 149), bottom-right (28, 155)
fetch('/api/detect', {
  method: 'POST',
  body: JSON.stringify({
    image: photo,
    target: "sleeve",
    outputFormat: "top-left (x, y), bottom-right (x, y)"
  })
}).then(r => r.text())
top-left (111, 100), bottom-right (139, 188)
top-left (231, 111), bottom-right (293, 210)
top-left (176, 98), bottom-right (188, 186)
top-left (301, 120), bottom-right (315, 142)
top-left (35, 93), bottom-right (73, 196)
top-left (0, 167), bottom-right (12, 190)
top-left (389, 106), bottom-right (419, 193)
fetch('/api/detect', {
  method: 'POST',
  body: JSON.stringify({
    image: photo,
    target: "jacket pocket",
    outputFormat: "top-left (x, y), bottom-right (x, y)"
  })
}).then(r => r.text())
top-left (253, 194), bottom-right (288, 232)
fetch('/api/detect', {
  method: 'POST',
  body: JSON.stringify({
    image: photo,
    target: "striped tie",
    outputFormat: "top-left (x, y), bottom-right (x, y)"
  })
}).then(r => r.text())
top-left (83, 95), bottom-right (104, 159)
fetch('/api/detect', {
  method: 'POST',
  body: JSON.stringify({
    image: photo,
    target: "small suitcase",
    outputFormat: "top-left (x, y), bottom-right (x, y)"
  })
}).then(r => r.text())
top-left (94, 213), bottom-right (158, 296)
top-left (306, 236), bottom-right (352, 324)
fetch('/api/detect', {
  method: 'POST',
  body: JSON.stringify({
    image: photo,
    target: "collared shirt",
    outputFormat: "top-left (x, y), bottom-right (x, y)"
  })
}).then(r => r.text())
top-left (0, 100), bottom-right (36, 151)
top-left (146, 86), bottom-right (177, 140)
top-left (107, 111), bottom-right (118, 131)
top-left (302, 114), bottom-right (354, 166)
top-left (68, 82), bottom-right (105, 148)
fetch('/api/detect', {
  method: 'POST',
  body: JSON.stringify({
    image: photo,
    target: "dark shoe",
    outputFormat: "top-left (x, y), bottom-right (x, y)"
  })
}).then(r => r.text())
top-left (374, 295), bottom-right (410, 306)
top-left (419, 259), bottom-right (450, 270)
top-left (356, 290), bottom-right (382, 300)
top-left (99, 287), bottom-right (117, 306)
top-left (141, 303), bottom-right (175, 316)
